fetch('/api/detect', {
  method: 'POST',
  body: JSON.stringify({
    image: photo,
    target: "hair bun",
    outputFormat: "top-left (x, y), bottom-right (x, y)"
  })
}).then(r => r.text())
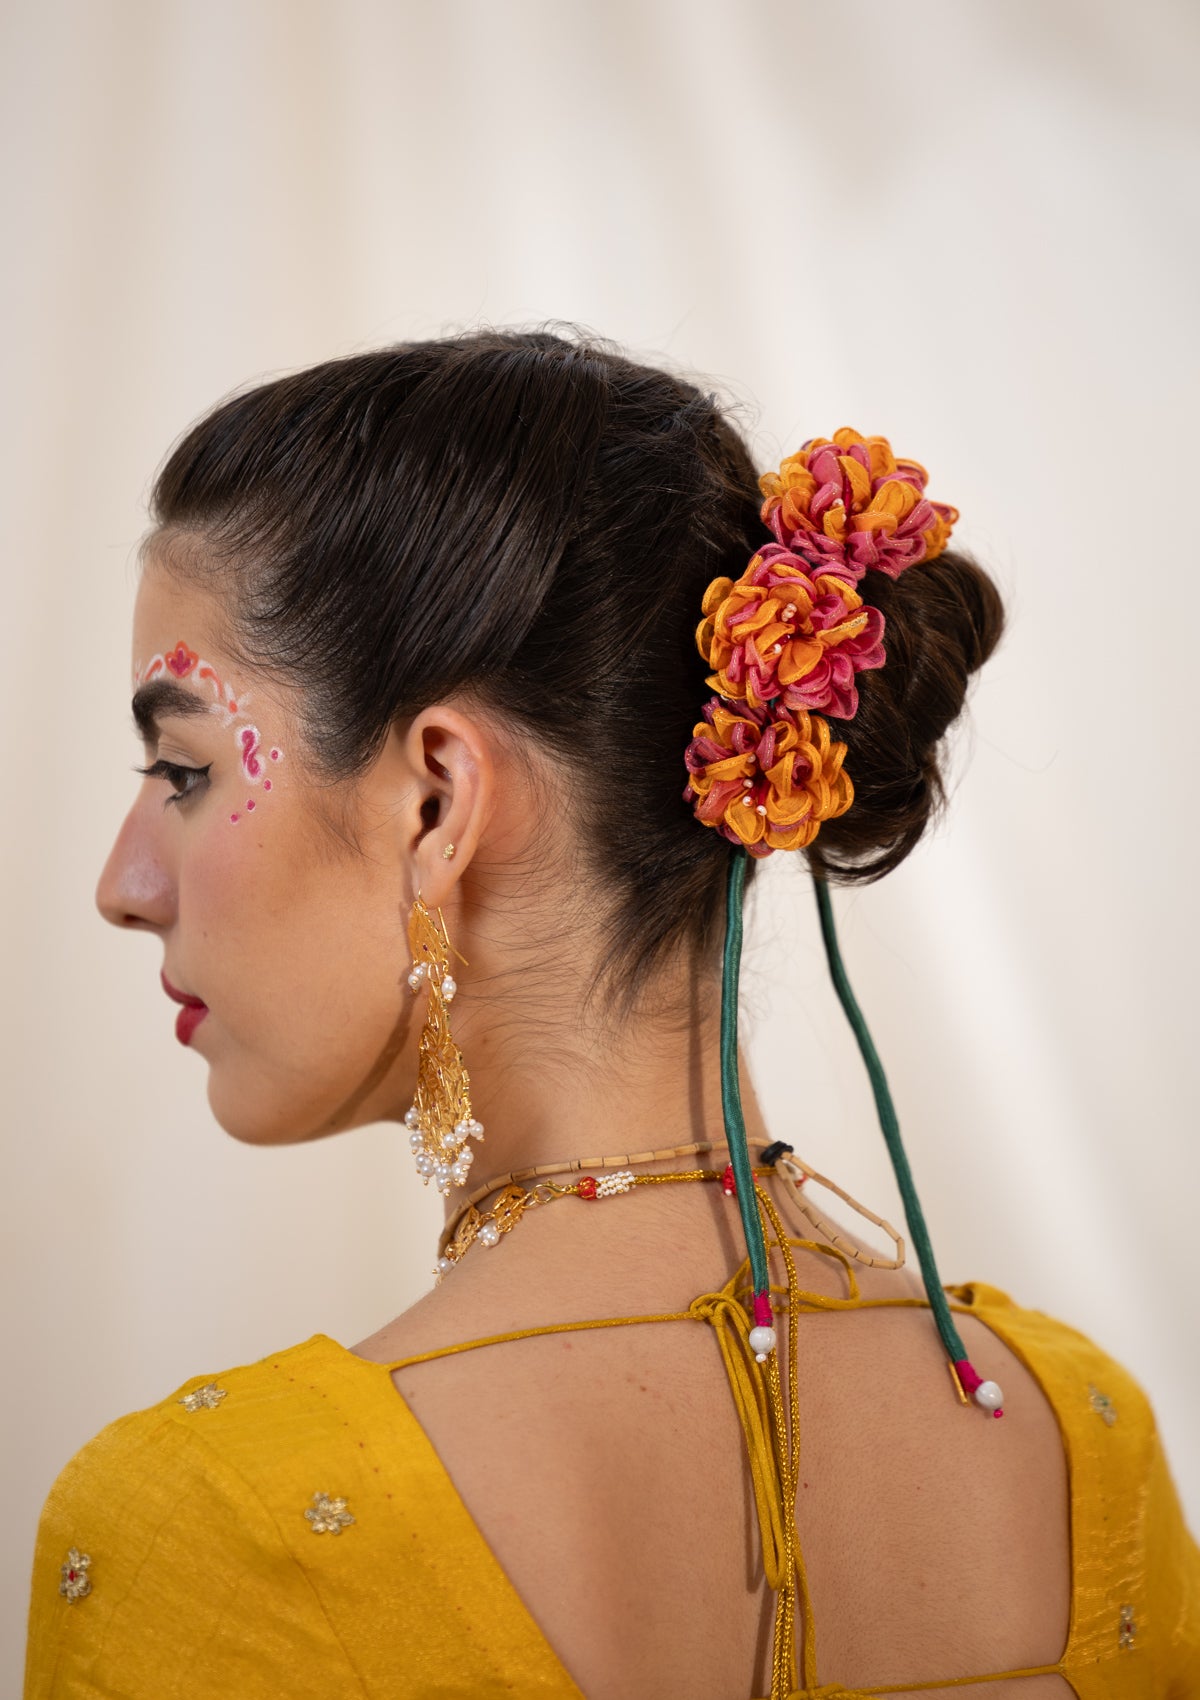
top-left (810, 543), bottom-right (1006, 882)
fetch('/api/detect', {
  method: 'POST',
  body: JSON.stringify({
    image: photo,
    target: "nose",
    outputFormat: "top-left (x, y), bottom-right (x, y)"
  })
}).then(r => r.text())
top-left (95, 802), bottom-right (175, 932)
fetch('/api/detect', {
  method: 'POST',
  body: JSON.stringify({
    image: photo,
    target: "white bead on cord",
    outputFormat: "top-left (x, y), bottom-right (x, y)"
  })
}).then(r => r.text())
top-left (748, 1325), bottom-right (777, 1363)
top-left (973, 1380), bottom-right (1004, 1413)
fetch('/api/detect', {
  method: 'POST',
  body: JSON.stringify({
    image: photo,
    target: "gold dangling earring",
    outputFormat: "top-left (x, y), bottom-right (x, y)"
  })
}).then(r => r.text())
top-left (403, 888), bottom-right (484, 1195)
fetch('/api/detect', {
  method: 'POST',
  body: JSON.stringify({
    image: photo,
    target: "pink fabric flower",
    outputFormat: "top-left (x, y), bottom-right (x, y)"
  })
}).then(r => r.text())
top-left (697, 545), bottom-right (886, 720)
top-left (682, 696), bottom-right (853, 857)
top-left (757, 429), bottom-right (958, 585)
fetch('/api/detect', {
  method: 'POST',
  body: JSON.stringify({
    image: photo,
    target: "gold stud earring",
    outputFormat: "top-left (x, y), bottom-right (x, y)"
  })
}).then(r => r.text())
top-left (404, 891), bottom-right (483, 1195)
top-left (442, 842), bottom-right (456, 860)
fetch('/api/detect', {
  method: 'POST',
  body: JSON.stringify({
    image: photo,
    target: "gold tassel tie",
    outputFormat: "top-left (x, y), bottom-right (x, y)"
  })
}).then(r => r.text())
top-left (690, 1180), bottom-right (822, 1697)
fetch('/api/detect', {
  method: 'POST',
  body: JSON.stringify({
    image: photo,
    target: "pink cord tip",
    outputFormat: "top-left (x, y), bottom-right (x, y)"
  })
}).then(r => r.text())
top-left (956, 1358), bottom-right (1005, 1416)
top-left (753, 1292), bottom-right (774, 1327)
top-left (953, 1357), bottom-right (983, 1395)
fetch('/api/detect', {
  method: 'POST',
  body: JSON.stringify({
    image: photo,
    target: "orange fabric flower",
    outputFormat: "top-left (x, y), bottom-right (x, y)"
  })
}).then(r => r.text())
top-left (682, 697), bottom-right (853, 858)
top-left (758, 427), bottom-right (957, 582)
top-left (696, 544), bottom-right (886, 718)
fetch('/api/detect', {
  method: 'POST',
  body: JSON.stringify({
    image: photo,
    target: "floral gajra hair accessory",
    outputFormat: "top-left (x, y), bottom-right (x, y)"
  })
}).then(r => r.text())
top-left (758, 427), bottom-right (958, 580)
top-left (684, 428), bottom-right (1004, 1420)
top-left (683, 697), bottom-right (852, 857)
top-left (684, 428), bottom-right (959, 857)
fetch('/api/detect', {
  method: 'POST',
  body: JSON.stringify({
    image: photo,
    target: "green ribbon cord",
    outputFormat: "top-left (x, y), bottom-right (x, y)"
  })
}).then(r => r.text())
top-left (812, 871), bottom-right (967, 1368)
top-left (721, 848), bottom-right (968, 1367)
top-left (720, 847), bottom-right (771, 1298)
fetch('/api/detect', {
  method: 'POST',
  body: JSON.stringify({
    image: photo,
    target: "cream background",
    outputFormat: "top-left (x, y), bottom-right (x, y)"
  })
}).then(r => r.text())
top-left (3, 0), bottom-right (1198, 1684)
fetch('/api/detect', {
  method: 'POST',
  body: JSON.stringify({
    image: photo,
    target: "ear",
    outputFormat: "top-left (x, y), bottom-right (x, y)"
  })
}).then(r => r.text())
top-left (402, 702), bottom-right (495, 909)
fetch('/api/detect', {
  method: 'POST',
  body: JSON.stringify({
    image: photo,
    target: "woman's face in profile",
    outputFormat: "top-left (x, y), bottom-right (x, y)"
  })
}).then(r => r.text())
top-left (95, 555), bottom-right (421, 1145)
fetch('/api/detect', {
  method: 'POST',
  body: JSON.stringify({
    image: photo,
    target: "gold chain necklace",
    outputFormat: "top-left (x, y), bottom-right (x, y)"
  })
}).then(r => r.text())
top-left (434, 1138), bottom-right (908, 1281)
top-left (443, 1137), bottom-right (732, 1234)
top-left (434, 1165), bottom-right (777, 1279)
top-left (437, 1135), bottom-right (797, 1260)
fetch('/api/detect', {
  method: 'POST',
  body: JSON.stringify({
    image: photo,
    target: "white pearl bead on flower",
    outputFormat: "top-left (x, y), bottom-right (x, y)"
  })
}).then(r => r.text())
top-left (749, 1325), bottom-right (777, 1362)
top-left (442, 976), bottom-right (457, 1001)
top-left (974, 1379), bottom-right (1004, 1412)
top-left (478, 1221), bottom-right (500, 1247)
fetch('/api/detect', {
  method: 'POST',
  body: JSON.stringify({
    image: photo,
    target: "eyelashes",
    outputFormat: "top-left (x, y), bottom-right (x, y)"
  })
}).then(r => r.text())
top-left (132, 759), bottom-right (213, 808)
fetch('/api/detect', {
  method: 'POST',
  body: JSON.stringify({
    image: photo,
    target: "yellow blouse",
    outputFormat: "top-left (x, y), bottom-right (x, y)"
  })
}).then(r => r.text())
top-left (23, 1270), bottom-right (1200, 1699)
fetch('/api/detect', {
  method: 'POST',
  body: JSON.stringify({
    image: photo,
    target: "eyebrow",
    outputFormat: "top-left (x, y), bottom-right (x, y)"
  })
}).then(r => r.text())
top-left (131, 678), bottom-right (212, 744)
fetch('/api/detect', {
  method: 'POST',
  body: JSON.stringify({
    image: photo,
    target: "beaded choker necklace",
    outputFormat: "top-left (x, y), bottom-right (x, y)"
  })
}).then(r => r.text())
top-left (436, 1136), bottom-right (910, 1289)
top-left (437, 1163), bottom-right (777, 1283)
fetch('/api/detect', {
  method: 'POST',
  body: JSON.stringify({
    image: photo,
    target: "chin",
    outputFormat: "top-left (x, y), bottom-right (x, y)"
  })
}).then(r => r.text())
top-left (204, 1074), bottom-right (344, 1146)
top-left (205, 1065), bottom-right (404, 1146)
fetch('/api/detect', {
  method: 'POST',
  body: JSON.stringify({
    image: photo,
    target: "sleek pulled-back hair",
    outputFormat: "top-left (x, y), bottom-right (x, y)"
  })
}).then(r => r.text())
top-left (147, 325), bottom-right (1003, 1018)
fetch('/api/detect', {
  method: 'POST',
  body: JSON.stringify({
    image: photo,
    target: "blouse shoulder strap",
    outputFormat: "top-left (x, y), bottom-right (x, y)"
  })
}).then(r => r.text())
top-left (382, 1307), bottom-right (700, 1370)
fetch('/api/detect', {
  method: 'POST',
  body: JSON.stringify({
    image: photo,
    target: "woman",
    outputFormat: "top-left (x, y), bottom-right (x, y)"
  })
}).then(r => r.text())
top-left (24, 328), bottom-right (1199, 1699)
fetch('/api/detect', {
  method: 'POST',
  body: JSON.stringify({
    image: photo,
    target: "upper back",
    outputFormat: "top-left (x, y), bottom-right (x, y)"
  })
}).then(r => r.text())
top-left (346, 1176), bottom-right (1191, 1700)
top-left (25, 1248), bottom-right (1200, 1700)
top-left (381, 1269), bottom-right (1079, 1698)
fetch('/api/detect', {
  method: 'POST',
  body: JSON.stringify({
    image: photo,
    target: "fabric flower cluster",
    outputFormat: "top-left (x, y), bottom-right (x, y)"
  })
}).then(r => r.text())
top-left (696, 545), bottom-right (885, 720)
top-left (683, 698), bottom-right (852, 855)
top-left (758, 428), bottom-right (958, 582)
top-left (683, 428), bottom-right (955, 857)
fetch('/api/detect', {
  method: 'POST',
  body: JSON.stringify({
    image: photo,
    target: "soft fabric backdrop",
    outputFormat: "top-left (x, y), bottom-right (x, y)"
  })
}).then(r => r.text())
top-left (3, 0), bottom-right (1197, 1683)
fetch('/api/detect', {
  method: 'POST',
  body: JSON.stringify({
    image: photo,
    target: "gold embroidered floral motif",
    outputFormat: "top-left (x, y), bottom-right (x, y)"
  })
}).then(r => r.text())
top-left (59, 1549), bottom-right (91, 1601)
top-left (179, 1382), bottom-right (227, 1412)
top-left (304, 1491), bottom-right (355, 1534)
top-left (1088, 1383), bottom-right (1117, 1426)
top-left (1118, 1604), bottom-right (1136, 1647)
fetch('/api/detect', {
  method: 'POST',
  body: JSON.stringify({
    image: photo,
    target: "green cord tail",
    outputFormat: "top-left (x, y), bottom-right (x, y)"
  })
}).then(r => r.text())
top-left (720, 847), bottom-right (772, 1306)
top-left (720, 847), bottom-right (992, 1406)
top-left (811, 870), bottom-right (970, 1373)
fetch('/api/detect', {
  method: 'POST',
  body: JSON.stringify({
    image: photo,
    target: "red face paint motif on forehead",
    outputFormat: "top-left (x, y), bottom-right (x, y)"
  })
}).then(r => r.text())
top-left (133, 640), bottom-right (285, 825)
top-left (166, 642), bottom-right (199, 679)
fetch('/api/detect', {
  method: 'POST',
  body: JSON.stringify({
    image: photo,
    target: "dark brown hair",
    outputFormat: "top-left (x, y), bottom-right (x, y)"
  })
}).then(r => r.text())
top-left (146, 324), bottom-right (1004, 1019)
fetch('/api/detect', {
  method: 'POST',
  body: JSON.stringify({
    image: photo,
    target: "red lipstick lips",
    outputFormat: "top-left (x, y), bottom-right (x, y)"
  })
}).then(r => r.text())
top-left (161, 970), bottom-right (209, 1046)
